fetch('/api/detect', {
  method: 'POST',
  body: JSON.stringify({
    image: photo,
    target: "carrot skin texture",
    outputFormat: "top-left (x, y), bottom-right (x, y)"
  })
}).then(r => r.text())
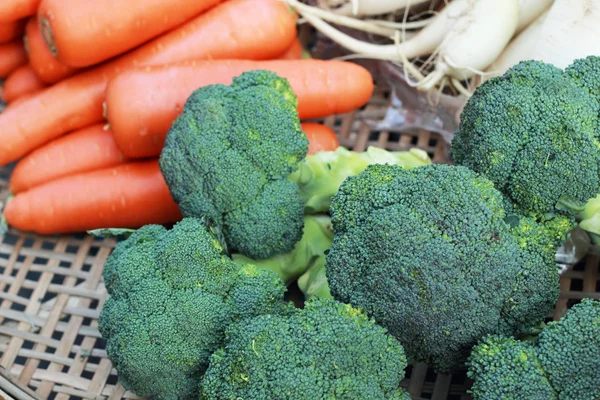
top-left (106, 59), bottom-right (373, 158)
top-left (10, 123), bottom-right (129, 193)
top-left (1, 64), bottom-right (46, 102)
top-left (303, 122), bottom-right (340, 154)
top-left (276, 37), bottom-right (303, 60)
top-left (0, 19), bottom-right (25, 43)
top-left (37, 0), bottom-right (225, 68)
top-left (0, 0), bottom-right (39, 23)
top-left (4, 159), bottom-right (182, 234)
top-left (0, 39), bottom-right (27, 77)
top-left (0, 0), bottom-right (297, 166)
top-left (24, 18), bottom-right (78, 84)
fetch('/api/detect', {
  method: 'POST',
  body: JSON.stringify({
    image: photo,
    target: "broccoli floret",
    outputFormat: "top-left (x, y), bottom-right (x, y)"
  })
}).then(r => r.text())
top-left (289, 146), bottom-right (432, 214)
top-left (450, 58), bottom-right (600, 218)
top-left (200, 298), bottom-right (408, 399)
top-left (98, 218), bottom-right (287, 400)
top-left (159, 70), bottom-right (308, 259)
top-left (536, 298), bottom-right (600, 399)
top-left (467, 299), bottom-right (600, 400)
top-left (566, 56), bottom-right (600, 104)
top-left (325, 163), bottom-right (568, 372)
top-left (467, 335), bottom-right (555, 399)
top-left (231, 215), bottom-right (333, 285)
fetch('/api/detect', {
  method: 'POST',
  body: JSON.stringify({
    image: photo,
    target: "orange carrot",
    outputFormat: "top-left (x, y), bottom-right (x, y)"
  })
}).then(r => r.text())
top-left (302, 123), bottom-right (340, 155)
top-left (37, 0), bottom-right (225, 68)
top-left (0, 39), bottom-right (26, 77)
top-left (276, 37), bottom-right (304, 60)
top-left (105, 59), bottom-right (373, 158)
top-left (0, 0), bottom-right (39, 23)
top-left (1, 64), bottom-right (45, 102)
top-left (4, 159), bottom-right (182, 234)
top-left (24, 18), bottom-right (78, 84)
top-left (0, 19), bottom-right (25, 43)
top-left (0, 0), bottom-right (297, 167)
top-left (10, 123), bottom-right (128, 193)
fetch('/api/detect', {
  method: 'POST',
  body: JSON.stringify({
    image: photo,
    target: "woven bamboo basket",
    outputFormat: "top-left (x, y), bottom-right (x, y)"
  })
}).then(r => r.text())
top-left (0, 77), bottom-right (598, 400)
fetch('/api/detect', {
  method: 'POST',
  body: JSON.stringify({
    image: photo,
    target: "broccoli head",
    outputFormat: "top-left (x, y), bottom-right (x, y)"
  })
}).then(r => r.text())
top-left (566, 55), bottom-right (600, 104)
top-left (466, 335), bottom-right (555, 399)
top-left (231, 215), bottom-right (333, 285)
top-left (325, 163), bottom-right (568, 372)
top-left (450, 58), bottom-right (600, 218)
top-left (98, 218), bottom-right (287, 399)
top-left (159, 70), bottom-right (308, 259)
top-left (467, 298), bottom-right (600, 400)
top-left (200, 298), bottom-right (409, 399)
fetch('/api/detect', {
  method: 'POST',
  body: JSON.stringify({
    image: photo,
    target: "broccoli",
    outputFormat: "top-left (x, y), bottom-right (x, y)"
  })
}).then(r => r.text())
top-left (450, 58), bottom-right (600, 219)
top-left (159, 70), bottom-right (308, 259)
top-left (289, 146), bottom-right (432, 214)
top-left (467, 298), bottom-right (600, 400)
top-left (98, 218), bottom-right (287, 400)
top-left (566, 55), bottom-right (600, 104)
top-left (200, 298), bottom-right (410, 399)
top-left (231, 215), bottom-right (333, 285)
top-left (577, 194), bottom-right (600, 245)
top-left (324, 163), bottom-right (571, 373)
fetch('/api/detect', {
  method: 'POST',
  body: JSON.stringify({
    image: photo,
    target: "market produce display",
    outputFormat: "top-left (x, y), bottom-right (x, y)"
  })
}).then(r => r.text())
top-left (0, 1), bottom-right (599, 399)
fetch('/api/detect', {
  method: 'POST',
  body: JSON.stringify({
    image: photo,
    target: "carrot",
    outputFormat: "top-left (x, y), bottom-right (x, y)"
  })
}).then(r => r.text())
top-left (4, 159), bottom-right (182, 234)
top-left (105, 59), bottom-right (373, 158)
top-left (10, 123), bottom-right (128, 193)
top-left (276, 37), bottom-right (304, 60)
top-left (1, 64), bottom-right (45, 102)
top-left (0, 19), bottom-right (25, 43)
top-left (0, 39), bottom-right (27, 77)
top-left (24, 18), bottom-right (78, 84)
top-left (0, 0), bottom-right (297, 167)
top-left (0, 0), bottom-right (39, 23)
top-left (302, 123), bottom-right (340, 155)
top-left (37, 0), bottom-right (225, 68)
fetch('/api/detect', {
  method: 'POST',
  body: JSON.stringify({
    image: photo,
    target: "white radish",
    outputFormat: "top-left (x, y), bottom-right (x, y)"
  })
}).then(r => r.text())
top-left (530, 0), bottom-right (600, 69)
top-left (294, 0), bottom-right (471, 62)
top-left (418, 0), bottom-right (520, 91)
top-left (515, 0), bottom-right (554, 33)
top-left (483, 8), bottom-right (549, 82)
top-left (334, 0), bottom-right (431, 17)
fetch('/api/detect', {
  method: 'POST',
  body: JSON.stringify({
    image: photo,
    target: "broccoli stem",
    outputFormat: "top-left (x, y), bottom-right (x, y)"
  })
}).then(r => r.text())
top-left (231, 215), bottom-right (333, 284)
top-left (288, 146), bottom-right (432, 214)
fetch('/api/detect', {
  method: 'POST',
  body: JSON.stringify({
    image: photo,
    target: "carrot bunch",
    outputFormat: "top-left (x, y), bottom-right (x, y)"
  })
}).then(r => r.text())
top-left (0, 0), bottom-right (374, 235)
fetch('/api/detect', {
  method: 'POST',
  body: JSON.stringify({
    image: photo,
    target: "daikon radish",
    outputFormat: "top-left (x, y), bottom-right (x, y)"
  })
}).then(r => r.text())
top-left (530, 0), bottom-right (600, 70)
top-left (294, 0), bottom-right (470, 62)
top-left (417, 0), bottom-right (519, 92)
top-left (334, 0), bottom-right (431, 17)
top-left (516, 0), bottom-right (554, 33)
top-left (483, 8), bottom-right (549, 81)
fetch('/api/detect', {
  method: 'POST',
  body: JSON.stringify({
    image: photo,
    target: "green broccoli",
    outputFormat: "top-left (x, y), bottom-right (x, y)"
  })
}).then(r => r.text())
top-left (467, 298), bottom-right (600, 400)
top-left (200, 298), bottom-right (410, 399)
top-left (289, 146), bottom-right (432, 213)
top-left (231, 215), bottom-right (333, 285)
top-left (566, 55), bottom-right (600, 104)
top-left (159, 70), bottom-right (308, 259)
top-left (324, 163), bottom-right (570, 373)
top-left (450, 58), bottom-right (600, 219)
top-left (98, 218), bottom-right (287, 400)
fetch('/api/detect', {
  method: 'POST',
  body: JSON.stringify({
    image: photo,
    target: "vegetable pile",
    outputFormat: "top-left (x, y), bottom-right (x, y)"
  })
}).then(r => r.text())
top-left (0, 2), bottom-right (599, 400)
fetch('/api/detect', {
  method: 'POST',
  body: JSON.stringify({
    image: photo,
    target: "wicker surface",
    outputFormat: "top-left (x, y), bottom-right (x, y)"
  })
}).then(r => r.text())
top-left (0, 89), bottom-right (597, 400)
